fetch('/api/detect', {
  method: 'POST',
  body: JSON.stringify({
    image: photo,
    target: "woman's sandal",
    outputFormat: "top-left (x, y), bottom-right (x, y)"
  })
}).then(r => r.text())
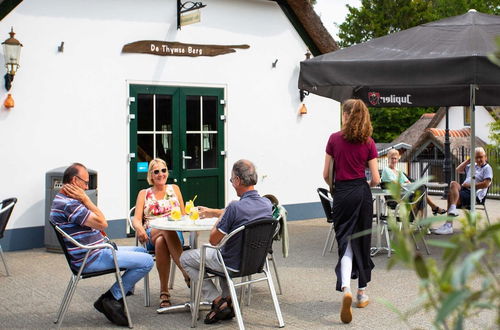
top-left (159, 292), bottom-right (171, 308)
top-left (432, 207), bottom-right (447, 215)
top-left (204, 297), bottom-right (233, 324)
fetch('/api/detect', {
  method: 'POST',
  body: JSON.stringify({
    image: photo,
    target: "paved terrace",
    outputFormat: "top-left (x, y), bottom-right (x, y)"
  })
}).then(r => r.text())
top-left (0, 196), bottom-right (498, 329)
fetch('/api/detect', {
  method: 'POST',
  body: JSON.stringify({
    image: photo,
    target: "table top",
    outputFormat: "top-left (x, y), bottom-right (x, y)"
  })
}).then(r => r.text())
top-left (370, 187), bottom-right (390, 196)
top-left (149, 216), bottom-right (217, 231)
top-left (426, 182), bottom-right (448, 188)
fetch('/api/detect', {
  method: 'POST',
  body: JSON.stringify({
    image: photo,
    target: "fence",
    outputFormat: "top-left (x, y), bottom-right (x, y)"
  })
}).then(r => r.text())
top-left (377, 147), bottom-right (500, 199)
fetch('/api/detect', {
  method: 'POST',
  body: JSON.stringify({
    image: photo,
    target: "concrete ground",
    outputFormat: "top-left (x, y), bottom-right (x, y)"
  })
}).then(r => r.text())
top-left (0, 196), bottom-right (498, 329)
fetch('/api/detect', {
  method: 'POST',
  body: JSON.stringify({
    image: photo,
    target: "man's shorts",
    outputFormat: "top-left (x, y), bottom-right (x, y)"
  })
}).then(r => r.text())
top-left (459, 188), bottom-right (481, 208)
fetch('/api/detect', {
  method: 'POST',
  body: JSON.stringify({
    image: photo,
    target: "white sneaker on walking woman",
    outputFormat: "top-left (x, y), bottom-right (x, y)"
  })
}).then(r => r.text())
top-left (340, 288), bottom-right (353, 324)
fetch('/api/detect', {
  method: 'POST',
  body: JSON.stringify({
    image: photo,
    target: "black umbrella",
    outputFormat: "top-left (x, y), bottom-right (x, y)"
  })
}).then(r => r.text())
top-left (299, 10), bottom-right (500, 210)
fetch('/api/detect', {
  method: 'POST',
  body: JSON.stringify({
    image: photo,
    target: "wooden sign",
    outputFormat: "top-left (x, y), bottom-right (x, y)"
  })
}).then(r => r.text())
top-left (181, 11), bottom-right (200, 27)
top-left (122, 41), bottom-right (250, 57)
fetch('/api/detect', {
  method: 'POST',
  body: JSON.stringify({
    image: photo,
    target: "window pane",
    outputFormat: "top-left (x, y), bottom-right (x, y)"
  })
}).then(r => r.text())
top-left (186, 133), bottom-right (201, 169)
top-left (203, 133), bottom-right (217, 168)
top-left (137, 134), bottom-right (153, 162)
top-left (202, 96), bottom-right (217, 131)
top-left (156, 95), bottom-right (173, 132)
top-left (156, 134), bottom-right (173, 169)
top-left (137, 94), bottom-right (153, 131)
top-left (186, 96), bottom-right (201, 131)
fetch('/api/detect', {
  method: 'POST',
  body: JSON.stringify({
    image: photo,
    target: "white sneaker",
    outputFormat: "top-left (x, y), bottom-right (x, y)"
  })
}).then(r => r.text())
top-left (356, 292), bottom-right (369, 308)
top-left (447, 209), bottom-right (459, 217)
top-left (434, 223), bottom-right (453, 235)
top-left (340, 290), bottom-right (353, 324)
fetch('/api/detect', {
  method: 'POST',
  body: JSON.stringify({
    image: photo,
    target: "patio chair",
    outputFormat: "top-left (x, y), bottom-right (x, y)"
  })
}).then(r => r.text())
top-left (380, 185), bottom-right (430, 257)
top-left (317, 188), bottom-right (335, 256)
top-left (49, 221), bottom-right (133, 329)
top-left (0, 197), bottom-right (17, 276)
top-left (463, 187), bottom-right (491, 225)
top-left (191, 218), bottom-right (284, 329)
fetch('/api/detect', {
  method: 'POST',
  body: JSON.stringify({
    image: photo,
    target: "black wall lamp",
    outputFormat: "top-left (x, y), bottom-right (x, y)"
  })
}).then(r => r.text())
top-left (177, 0), bottom-right (206, 30)
top-left (2, 27), bottom-right (22, 91)
top-left (299, 50), bottom-right (312, 102)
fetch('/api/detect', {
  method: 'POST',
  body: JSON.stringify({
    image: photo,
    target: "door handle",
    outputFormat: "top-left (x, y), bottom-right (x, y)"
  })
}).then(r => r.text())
top-left (182, 151), bottom-right (192, 170)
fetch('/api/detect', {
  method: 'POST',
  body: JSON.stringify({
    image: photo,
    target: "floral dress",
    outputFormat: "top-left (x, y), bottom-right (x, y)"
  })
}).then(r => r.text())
top-left (142, 185), bottom-right (180, 229)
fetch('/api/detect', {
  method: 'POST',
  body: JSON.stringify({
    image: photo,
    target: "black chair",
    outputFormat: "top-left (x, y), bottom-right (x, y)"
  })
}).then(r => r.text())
top-left (464, 187), bottom-right (491, 225)
top-left (317, 188), bottom-right (335, 256)
top-left (49, 222), bottom-right (133, 329)
top-left (191, 218), bottom-right (284, 329)
top-left (0, 197), bottom-right (17, 276)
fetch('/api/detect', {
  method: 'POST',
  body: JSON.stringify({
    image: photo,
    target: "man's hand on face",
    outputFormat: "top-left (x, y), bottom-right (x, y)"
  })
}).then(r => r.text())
top-left (61, 184), bottom-right (88, 202)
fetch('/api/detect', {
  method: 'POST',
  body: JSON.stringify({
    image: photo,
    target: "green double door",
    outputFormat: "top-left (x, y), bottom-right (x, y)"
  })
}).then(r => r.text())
top-left (129, 85), bottom-right (225, 210)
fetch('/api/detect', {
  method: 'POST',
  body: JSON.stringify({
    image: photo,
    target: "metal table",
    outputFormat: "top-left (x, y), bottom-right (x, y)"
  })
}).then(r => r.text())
top-left (370, 188), bottom-right (391, 257)
top-left (149, 216), bottom-right (217, 315)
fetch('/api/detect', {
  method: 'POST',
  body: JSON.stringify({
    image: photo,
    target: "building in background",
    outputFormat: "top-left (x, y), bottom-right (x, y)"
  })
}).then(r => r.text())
top-left (0, 0), bottom-right (339, 250)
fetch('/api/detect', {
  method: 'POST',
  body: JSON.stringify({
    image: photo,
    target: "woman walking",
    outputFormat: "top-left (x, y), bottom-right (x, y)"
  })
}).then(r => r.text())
top-left (322, 99), bottom-right (380, 324)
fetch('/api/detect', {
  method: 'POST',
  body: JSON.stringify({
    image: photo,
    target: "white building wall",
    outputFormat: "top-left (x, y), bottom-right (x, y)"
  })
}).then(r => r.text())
top-left (0, 0), bottom-right (339, 230)
top-left (436, 106), bottom-right (494, 144)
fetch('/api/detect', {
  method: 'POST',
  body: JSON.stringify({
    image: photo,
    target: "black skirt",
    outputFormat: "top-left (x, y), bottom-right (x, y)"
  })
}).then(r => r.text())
top-left (332, 178), bottom-right (375, 291)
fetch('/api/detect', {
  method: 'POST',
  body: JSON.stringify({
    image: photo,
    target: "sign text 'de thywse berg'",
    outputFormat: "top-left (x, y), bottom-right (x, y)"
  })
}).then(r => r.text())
top-left (122, 41), bottom-right (250, 57)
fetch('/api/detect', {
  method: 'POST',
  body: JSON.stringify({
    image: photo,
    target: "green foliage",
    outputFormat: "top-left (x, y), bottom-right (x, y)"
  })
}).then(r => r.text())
top-left (384, 179), bottom-right (500, 329)
top-left (370, 106), bottom-right (435, 143)
top-left (338, 0), bottom-right (499, 48)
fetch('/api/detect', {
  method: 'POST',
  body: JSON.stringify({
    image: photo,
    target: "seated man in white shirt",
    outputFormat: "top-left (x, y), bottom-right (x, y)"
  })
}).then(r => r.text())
top-left (435, 147), bottom-right (493, 235)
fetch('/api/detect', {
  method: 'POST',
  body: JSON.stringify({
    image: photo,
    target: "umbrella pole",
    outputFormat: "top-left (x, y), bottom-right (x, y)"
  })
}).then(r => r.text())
top-left (470, 84), bottom-right (477, 213)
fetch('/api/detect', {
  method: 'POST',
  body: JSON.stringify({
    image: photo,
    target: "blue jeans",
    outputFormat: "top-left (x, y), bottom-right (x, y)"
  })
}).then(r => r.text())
top-left (85, 246), bottom-right (154, 300)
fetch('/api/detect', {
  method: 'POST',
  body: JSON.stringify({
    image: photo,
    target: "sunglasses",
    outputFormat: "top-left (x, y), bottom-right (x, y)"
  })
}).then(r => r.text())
top-left (153, 168), bottom-right (168, 175)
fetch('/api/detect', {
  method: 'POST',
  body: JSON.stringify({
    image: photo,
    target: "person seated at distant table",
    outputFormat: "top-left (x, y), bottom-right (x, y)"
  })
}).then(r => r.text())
top-left (381, 149), bottom-right (446, 215)
top-left (434, 147), bottom-right (493, 235)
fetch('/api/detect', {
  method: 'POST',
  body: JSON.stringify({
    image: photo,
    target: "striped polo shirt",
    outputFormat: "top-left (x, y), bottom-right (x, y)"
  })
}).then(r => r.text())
top-left (50, 193), bottom-right (105, 270)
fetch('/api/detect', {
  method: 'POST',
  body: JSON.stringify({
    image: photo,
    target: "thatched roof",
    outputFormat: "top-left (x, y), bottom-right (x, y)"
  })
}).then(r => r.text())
top-left (283, 0), bottom-right (339, 54)
top-left (391, 113), bottom-right (435, 145)
top-left (401, 127), bottom-right (487, 162)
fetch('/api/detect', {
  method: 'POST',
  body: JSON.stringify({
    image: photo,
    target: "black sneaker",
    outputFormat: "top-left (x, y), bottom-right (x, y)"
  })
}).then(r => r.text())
top-left (102, 297), bottom-right (129, 326)
top-left (94, 290), bottom-right (113, 322)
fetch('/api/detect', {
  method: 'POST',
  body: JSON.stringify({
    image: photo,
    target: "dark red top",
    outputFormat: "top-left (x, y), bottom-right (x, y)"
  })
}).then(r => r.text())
top-left (325, 131), bottom-right (378, 181)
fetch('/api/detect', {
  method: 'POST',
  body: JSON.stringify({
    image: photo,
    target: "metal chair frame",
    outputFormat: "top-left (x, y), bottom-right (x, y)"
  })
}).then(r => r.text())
top-left (0, 198), bottom-right (17, 276)
top-left (383, 188), bottom-right (431, 257)
top-left (127, 206), bottom-right (152, 307)
top-left (464, 186), bottom-right (491, 225)
top-left (50, 223), bottom-right (133, 329)
top-left (317, 188), bottom-right (335, 256)
top-left (191, 219), bottom-right (285, 329)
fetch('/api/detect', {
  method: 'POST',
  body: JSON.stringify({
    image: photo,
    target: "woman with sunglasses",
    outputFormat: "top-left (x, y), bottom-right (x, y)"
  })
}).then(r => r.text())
top-left (131, 158), bottom-right (190, 308)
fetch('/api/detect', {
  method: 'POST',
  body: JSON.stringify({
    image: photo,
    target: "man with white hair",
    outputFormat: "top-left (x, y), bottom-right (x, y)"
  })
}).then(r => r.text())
top-left (435, 147), bottom-right (493, 235)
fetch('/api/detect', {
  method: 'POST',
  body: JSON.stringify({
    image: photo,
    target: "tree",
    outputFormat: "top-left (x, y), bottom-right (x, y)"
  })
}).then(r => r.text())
top-left (370, 107), bottom-right (434, 143)
top-left (336, 0), bottom-right (499, 143)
